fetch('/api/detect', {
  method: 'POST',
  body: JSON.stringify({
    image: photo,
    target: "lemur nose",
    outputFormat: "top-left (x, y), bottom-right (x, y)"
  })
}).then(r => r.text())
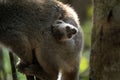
top-left (66, 26), bottom-right (71, 31)
top-left (71, 28), bottom-right (77, 34)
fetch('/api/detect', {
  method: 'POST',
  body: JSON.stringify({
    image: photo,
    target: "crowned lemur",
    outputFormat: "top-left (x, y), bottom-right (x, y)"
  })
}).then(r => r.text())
top-left (0, 0), bottom-right (83, 80)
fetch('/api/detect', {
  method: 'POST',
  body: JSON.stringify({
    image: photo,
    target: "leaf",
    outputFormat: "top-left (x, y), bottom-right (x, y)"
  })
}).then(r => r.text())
top-left (80, 57), bottom-right (89, 73)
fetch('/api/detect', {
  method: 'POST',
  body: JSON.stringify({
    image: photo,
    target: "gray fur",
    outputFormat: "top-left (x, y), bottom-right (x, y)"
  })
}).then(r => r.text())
top-left (0, 0), bottom-right (83, 80)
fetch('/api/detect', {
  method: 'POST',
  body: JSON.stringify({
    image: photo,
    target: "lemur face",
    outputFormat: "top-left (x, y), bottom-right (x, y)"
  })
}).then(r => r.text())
top-left (52, 20), bottom-right (78, 41)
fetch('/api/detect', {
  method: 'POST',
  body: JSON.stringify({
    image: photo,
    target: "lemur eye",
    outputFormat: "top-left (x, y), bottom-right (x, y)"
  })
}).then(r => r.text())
top-left (56, 20), bottom-right (63, 24)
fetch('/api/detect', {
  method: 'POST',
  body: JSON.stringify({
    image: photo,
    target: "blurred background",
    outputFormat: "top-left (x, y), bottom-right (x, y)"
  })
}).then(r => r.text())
top-left (0, 0), bottom-right (92, 80)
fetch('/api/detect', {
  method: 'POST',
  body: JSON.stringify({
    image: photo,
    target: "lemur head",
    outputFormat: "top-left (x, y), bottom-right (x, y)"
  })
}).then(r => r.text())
top-left (52, 20), bottom-right (78, 41)
top-left (57, 2), bottom-right (80, 28)
top-left (51, 1), bottom-right (80, 41)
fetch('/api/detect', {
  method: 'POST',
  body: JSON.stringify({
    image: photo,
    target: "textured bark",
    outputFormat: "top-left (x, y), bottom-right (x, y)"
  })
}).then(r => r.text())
top-left (90, 0), bottom-right (120, 80)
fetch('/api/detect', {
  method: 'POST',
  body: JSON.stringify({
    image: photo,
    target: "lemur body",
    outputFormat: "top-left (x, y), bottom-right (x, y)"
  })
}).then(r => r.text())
top-left (0, 0), bottom-right (83, 80)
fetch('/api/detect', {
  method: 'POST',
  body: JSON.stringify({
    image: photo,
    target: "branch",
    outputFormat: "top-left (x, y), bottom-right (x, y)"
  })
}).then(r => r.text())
top-left (9, 52), bottom-right (18, 80)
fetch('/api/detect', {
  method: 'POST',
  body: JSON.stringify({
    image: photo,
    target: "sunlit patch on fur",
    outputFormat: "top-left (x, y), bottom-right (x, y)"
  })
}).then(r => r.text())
top-left (57, 70), bottom-right (62, 80)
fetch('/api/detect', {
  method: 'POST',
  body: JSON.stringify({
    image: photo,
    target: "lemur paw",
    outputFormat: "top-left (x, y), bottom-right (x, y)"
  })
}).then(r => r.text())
top-left (17, 62), bottom-right (41, 76)
top-left (16, 61), bottom-right (29, 73)
top-left (17, 63), bottom-right (50, 79)
top-left (51, 20), bottom-right (78, 41)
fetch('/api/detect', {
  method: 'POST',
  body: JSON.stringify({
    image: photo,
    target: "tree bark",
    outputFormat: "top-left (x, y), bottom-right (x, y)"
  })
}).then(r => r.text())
top-left (90, 0), bottom-right (120, 80)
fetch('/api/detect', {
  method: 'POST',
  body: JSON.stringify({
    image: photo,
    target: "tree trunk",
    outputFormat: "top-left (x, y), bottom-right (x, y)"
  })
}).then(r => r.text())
top-left (90, 0), bottom-right (120, 80)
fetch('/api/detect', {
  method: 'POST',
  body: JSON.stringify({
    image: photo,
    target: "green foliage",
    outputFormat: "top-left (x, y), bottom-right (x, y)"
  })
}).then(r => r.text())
top-left (87, 6), bottom-right (93, 18)
top-left (80, 56), bottom-right (89, 73)
top-left (82, 20), bottom-right (92, 48)
top-left (79, 5), bottom-right (93, 80)
top-left (2, 48), bottom-right (26, 80)
top-left (17, 72), bottom-right (26, 80)
top-left (80, 19), bottom-right (92, 75)
top-left (3, 49), bottom-right (11, 74)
